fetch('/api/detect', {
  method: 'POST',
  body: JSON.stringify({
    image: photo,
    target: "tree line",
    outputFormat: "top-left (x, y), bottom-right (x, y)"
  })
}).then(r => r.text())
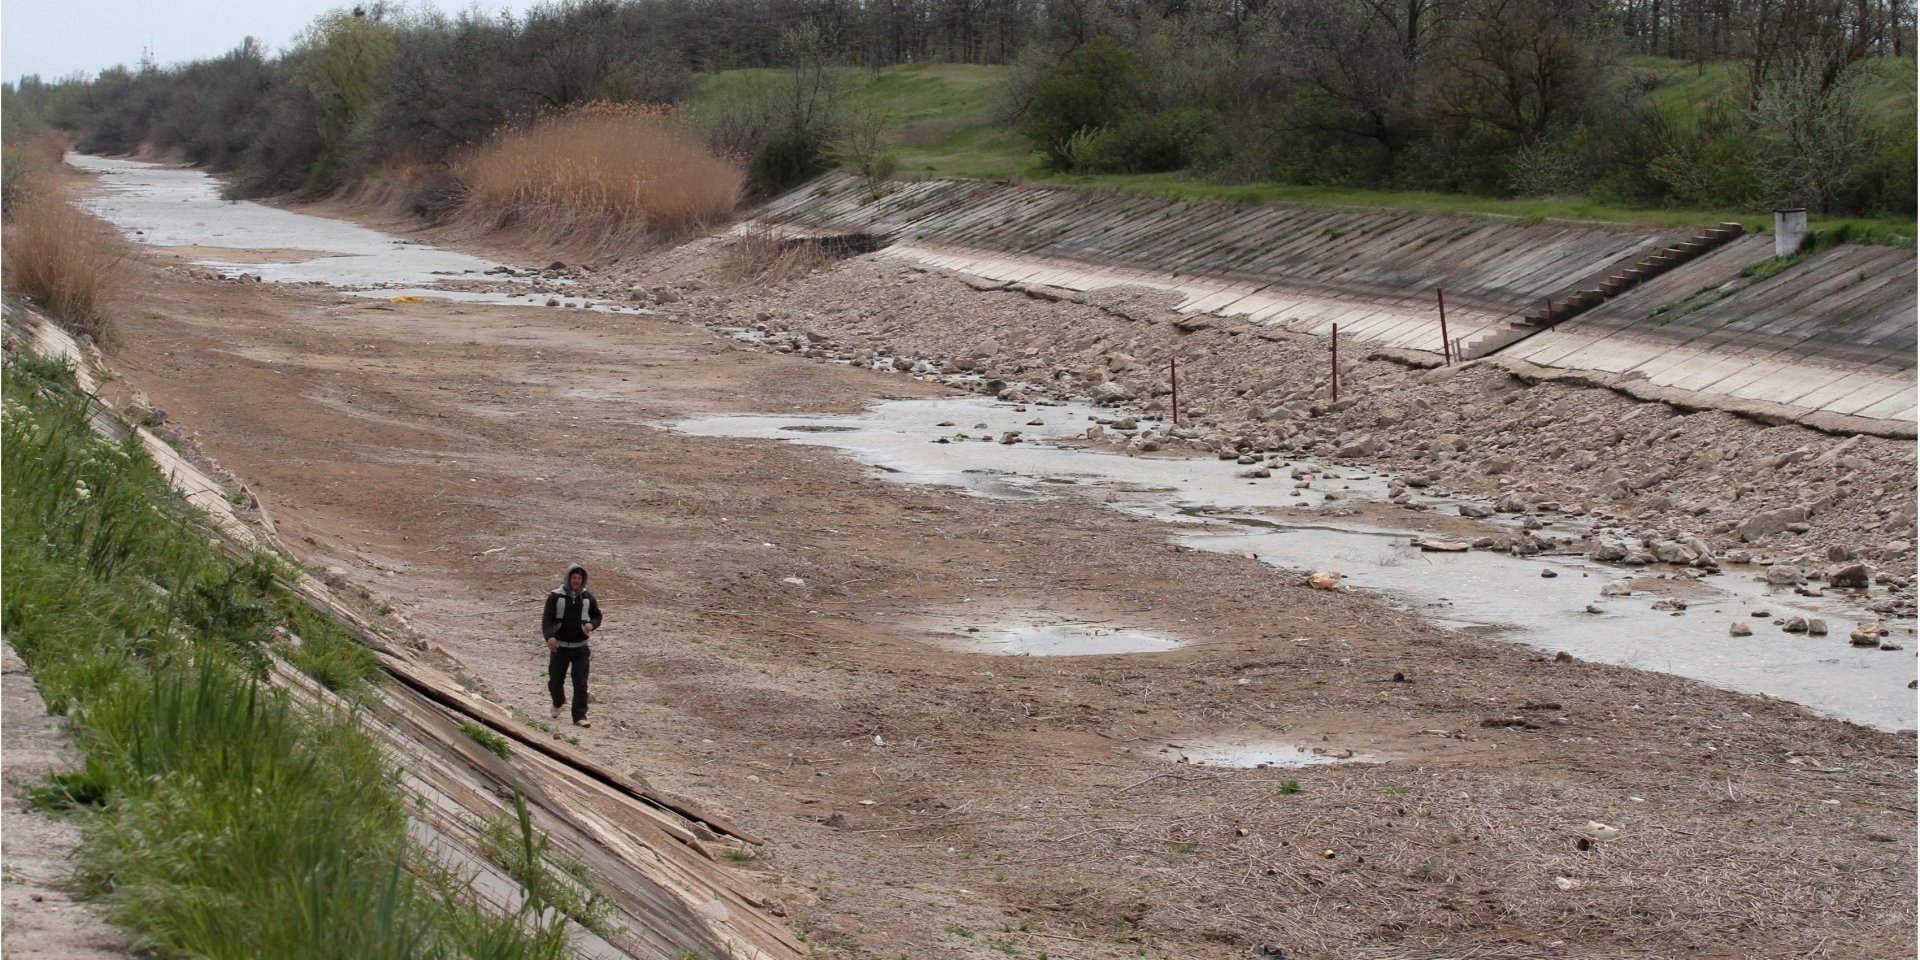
top-left (4, 0), bottom-right (1913, 216)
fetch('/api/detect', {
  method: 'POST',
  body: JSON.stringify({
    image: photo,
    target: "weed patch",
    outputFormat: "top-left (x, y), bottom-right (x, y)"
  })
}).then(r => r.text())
top-left (461, 722), bottom-right (514, 760)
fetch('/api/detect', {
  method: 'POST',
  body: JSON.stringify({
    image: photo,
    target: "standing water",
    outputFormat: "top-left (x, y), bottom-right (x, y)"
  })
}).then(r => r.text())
top-left (676, 396), bottom-right (1918, 731)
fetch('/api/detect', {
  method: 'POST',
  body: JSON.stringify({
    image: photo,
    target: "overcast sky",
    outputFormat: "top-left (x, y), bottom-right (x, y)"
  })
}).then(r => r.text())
top-left (1, 1), bottom-right (531, 86)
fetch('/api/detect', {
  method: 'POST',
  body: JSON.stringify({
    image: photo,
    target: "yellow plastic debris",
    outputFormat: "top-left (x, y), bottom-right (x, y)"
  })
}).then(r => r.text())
top-left (389, 295), bottom-right (428, 303)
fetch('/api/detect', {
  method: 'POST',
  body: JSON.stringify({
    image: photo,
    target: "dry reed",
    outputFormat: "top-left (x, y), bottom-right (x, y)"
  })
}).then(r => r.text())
top-left (2, 148), bottom-right (122, 341)
top-left (723, 223), bottom-right (830, 285)
top-left (457, 103), bottom-right (744, 252)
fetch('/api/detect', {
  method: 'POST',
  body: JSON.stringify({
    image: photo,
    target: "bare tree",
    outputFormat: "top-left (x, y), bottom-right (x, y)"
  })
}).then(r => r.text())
top-left (1439, 0), bottom-right (1601, 143)
top-left (1749, 41), bottom-right (1881, 212)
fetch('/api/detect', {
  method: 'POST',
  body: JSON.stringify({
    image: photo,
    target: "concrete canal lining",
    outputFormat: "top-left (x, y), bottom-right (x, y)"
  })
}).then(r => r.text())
top-left (758, 173), bottom-right (1916, 435)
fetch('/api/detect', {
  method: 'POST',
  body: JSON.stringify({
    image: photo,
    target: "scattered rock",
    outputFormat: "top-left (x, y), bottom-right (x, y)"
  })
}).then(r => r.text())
top-left (1849, 621), bottom-right (1882, 647)
top-left (1764, 565), bottom-right (1804, 586)
top-left (1782, 616), bottom-right (1808, 634)
top-left (1458, 503), bottom-right (1495, 519)
top-left (1335, 435), bottom-right (1382, 458)
top-left (823, 812), bottom-right (852, 828)
top-left (1600, 580), bottom-right (1634, 597)
top-left (1806, 618), bottom-right (1828, 636)
top-left (1730, 622), bottom-right (1752, 636)
top-left (1412, 538), bottom-right (1470, 553)
top-left (1827, 562), bottom-right (1873, 588)
top-left (1738, 505), bottom-right (1810, 543)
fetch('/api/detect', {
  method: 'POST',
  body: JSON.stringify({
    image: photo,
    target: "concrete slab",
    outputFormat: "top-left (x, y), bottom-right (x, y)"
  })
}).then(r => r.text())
top-left (1830, 380), bottom-right (1917, 417)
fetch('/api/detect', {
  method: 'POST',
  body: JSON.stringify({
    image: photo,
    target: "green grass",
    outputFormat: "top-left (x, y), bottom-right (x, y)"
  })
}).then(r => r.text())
top-left (476, 796), bottom-right (621, 936)
top-left (687, 58), bottom-right (1915, 240)
top-left (1, 352), bottom-right (573, 960)
top-left (461, 722), bottom-right (514, 760)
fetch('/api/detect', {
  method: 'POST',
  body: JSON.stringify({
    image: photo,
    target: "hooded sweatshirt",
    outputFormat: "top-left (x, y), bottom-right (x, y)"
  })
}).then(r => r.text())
top-left (542, 563), bottom-right (603, 647)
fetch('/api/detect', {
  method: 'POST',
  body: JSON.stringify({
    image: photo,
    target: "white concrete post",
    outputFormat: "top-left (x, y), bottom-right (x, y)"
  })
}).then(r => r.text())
top-left (1774, 208), bottom-right (1807, 259)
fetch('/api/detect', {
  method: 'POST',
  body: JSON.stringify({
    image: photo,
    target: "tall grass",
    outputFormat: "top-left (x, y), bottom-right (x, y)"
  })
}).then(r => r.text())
top-left (457, 102), bottom-right (744, 252)
top-left (2, 140), bottom-right (124, 341)
top-left (0, 353), bottom-right (568, 960)
top-left (2, 131), bottom-right (69, 217)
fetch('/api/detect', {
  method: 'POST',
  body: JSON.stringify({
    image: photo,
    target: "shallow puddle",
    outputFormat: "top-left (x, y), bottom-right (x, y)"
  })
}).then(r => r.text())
top-left (677, 397), bottom-right (1917, 731)
top-left (982, 625), bottom-right (1180, 656)
top-left (1162, 740), bottom-right (1375, 769)
top-left (676, 396), bottom-right (1415, 511)
top-left (1180, 523), bottom-right (1915, 731)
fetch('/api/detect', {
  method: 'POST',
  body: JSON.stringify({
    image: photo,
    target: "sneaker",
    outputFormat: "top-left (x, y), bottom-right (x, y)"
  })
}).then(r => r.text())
top-left (551, 705), bottom-right (563, 721)
top-left (573, 719), bottom-right (591, 729)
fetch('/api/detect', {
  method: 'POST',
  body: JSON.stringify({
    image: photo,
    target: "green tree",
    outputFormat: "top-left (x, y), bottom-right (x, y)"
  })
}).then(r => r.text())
top-left (297, 4), bottom-right (396, 185)
top-left (1020, 36), bottom-right (1137, 169)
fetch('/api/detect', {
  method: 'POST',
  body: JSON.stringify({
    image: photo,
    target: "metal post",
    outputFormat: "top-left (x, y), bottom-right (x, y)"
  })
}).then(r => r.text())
top-left (1437, 287), bottom-right (1451, 366)
top-left (1331, 324), bottom-right (1339, 401)
top-left (1547, 297), bottom-right (1555, 329)
top-left (1170, 358), bottom-right (1179, 427)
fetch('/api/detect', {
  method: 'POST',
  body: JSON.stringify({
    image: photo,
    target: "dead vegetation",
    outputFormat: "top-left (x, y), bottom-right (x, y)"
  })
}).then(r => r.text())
top-left (722, 225), bottom-right (886, 285)
top-left (455, 102), bottom-right (744, 255)
top-left (3, 137), bottom-right (123, 341)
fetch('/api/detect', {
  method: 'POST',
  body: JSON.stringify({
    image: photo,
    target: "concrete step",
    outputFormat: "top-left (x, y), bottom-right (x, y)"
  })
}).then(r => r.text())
top-left (1459, 326), bottom-right (1532, 359)
top-left (1472, 220), bottom-right (1748, 362)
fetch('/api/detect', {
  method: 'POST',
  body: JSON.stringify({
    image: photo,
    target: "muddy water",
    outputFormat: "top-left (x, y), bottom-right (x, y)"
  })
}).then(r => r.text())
top-left (676, 397), bottom-right (1918, 731)
top-left (71, 155), bottom-right (502, 285)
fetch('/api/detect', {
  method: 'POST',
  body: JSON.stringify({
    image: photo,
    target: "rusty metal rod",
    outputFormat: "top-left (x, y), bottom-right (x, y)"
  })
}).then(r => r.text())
top-left (1437, 287), bottom-right (1451, 366)
top-left (1170, 357), bottom-right (1179, 427)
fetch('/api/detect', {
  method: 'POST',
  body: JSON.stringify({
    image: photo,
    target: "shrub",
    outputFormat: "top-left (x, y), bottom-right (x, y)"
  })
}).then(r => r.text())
top-left (1021, 36), bottom-right (1138, 169)
top-left (752, 132), bottom-right (826, 194)
top-left (1100, 108), bottom-right (1218, 174)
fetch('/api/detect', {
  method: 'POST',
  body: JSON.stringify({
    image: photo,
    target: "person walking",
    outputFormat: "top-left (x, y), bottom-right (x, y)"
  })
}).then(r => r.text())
top-left (542, 563), bottom-right (602, 728)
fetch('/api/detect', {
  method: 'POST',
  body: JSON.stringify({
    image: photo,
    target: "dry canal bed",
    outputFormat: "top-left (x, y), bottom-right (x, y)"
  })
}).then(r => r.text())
top-left (57, 155), bottom-right (1920, 959)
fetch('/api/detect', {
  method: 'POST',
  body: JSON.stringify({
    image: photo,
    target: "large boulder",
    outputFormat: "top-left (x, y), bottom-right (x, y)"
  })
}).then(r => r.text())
top-left (1827, 562), bottom-right (1873, 588)
top-left (1738, 505), bottom-right (1811, 543)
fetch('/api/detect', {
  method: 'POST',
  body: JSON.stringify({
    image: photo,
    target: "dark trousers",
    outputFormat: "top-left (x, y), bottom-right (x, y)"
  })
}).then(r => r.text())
top-left (548, 645), bottom-right (590, 722)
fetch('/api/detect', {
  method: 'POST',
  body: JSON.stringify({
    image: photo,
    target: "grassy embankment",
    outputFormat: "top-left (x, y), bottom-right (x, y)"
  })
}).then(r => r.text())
top-left (0, 348), bottom-right (586, 957)
top-left (686, 60), bottom-right (1916, 242)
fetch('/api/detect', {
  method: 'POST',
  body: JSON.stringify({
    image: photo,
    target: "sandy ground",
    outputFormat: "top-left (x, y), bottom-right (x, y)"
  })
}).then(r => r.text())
top-left (70, 234), bottom-right (1916, 960)
top-left (1, 645), bottom-right (138, 958)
